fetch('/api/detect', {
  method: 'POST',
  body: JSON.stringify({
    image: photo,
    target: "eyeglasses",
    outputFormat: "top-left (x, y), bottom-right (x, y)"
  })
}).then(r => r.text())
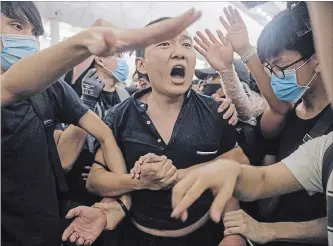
top-left (264, 57), bottom-right (305, 79)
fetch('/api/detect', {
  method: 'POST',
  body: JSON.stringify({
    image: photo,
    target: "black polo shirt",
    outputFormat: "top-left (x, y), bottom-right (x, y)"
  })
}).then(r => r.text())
top-left (2, 80), bottom-right (89, 246)
top-left (103, 87), bottom-right (237, 230)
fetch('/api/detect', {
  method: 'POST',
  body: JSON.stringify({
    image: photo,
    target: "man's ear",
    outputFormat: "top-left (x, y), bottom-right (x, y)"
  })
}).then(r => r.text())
top-left (312, 54), bottom-right (320, 73)
top-left (95, 57), bottom-right (104, 67)
top-left (135, 57), bottom-right (148, 75)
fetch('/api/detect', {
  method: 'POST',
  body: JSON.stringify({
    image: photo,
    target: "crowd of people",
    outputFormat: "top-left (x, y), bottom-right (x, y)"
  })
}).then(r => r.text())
top-left (1, 1), bottom-right (333, 246)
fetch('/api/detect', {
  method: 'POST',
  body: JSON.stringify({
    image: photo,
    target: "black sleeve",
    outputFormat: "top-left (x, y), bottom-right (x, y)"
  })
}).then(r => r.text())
top-left (219, 116), bottom-right (238, 153)
top-left (125, 86), bottom-right (139, 95)
top-left (50, 79), bottom-right (89, 126)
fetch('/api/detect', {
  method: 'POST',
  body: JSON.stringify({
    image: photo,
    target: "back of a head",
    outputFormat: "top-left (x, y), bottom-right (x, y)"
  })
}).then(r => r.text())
top-left (1, 1), bottom-right (44, 36)
top-left (257, 3), bottom-right (314, 63)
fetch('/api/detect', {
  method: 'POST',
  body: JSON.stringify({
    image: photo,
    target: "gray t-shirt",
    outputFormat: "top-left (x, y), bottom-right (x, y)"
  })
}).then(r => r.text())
top-left (282, 132), bottom-right (333, 245)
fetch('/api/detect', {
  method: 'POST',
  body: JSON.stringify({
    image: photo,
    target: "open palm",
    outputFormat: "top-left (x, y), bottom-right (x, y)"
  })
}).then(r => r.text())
top-left (87, 8), bottom-right (202, 57)
top-left (194, 29), bottom-right (233, 72)
top-left (62, 206), bottom-right (106, 245)
top-left (220, 6), bottom-right (251, 55)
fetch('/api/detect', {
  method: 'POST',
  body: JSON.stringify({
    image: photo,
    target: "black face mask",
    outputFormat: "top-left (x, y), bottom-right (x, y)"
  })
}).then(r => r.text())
top-left (202, 84), bottom-right (222, 96)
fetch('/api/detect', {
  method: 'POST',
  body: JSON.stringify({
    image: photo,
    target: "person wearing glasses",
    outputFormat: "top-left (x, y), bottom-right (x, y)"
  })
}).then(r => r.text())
top-left (194, 4), bottom-right (332, 246)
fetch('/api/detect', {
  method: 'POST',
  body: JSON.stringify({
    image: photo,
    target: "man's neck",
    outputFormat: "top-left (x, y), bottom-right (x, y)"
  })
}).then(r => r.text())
top-left (96, 68), bottom-right (116, 92)
top-left (145, 90), bottom-right (185, 113)
top-left (297, 79), bottom-right (330, 119)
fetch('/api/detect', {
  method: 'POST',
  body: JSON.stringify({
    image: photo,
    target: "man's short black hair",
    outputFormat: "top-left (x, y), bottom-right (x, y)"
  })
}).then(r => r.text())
top-left (136, 17), bottom-right (171, 58)
top-left (257, 7), bottom-right (315, 64)
top-left (1, 1), bottom-right (44, 36)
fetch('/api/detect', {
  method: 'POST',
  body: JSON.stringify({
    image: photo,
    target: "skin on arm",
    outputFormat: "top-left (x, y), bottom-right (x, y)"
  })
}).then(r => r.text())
top-left (56, 125), bottom-right (88, 172)
top-left (171, 160), bottom-right (303, 223)
top-left (1, 9), bottom-right (202, 106)
top-left (219, 6), bottom-right (292, 138)
top-left (224, 209), bottom-right (327, 245)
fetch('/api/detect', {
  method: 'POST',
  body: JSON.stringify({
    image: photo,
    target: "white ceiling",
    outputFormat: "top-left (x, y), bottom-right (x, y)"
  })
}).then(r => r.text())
top-left (35, 1), bottom-right (284, 46)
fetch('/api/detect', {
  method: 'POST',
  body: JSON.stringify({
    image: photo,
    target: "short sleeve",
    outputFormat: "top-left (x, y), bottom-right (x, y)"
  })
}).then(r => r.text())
top-left (50, 80), bottom-right (89, 125)
top-left (282, 132), bottom-right (333, 195)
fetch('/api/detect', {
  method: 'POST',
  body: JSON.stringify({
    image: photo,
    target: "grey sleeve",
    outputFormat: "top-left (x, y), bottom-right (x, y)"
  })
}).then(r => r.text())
top-left (282, 132), bottom-right (333, 195)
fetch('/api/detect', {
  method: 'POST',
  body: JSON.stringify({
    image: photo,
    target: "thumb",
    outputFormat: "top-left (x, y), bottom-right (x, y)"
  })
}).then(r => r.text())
top-left (65, 206), bottom-right (83, 219)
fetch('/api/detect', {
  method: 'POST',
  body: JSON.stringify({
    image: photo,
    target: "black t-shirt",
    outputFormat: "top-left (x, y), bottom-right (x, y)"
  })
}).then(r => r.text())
top-left (265, 105), bottom-right (332, 246)
top-left (1, 80), bottom-right (89, 246)
top-left (102, 88), bottom-right (237, 230)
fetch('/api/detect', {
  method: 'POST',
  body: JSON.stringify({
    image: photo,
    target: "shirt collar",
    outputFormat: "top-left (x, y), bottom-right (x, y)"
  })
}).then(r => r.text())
top-left (133, 86), bottom-right (193, 114)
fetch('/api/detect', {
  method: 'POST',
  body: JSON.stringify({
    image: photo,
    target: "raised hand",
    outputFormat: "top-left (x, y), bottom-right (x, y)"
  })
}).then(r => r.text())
top-left (171, 159), bottom-right (241, 223)
top-left (194, 29), bottom-right (234, 72)
top-left (220, 6), bottom-right (251, 56)
top-left (86, 8), bottom-right (201, 57)
top-left (62, 206), bottom-right (107, 245)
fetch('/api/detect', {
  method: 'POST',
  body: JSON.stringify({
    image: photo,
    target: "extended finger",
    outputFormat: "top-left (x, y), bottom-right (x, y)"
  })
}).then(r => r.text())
top-left (62, 224), bottom-right (74, 241)
top-left (217, 98), bottom-right (231, 113)
top-left (65, 206), bottom-right (83, 219)
top-left (171, 174), bottom-right (197, 216)
top-left (76, 237), bottom-right (85, 245)
top-left (229, 111), bottom-right (238, 126)
top-left (171, 179), bottom-right (207, 219)
top-left (223, 104), bottom-right (236, 120)
top-left (194, 45), bottom-right (207, 57)
top-left (196, 31), bottom-right (212, 47)
top-left (223, 7), bottom-right (235, 26)
top-left (216, 30), bottom-right (227, 46)
top-left (219, 15), bottom-right (230, 31)
top-left (210, 180), bottom-right (236, 223)
top-left (69, 232), bottom-right (79, 243)
top-left (205, 29), bottom-right (219, 44)
top-left (113, 8), bottom-right (202, 52)
top-left (194, 36), bottom-right (208, 52)
top-left (234, 8), bottom-right (245, 24)
top-left (228, 6), bottom-right (238, 24)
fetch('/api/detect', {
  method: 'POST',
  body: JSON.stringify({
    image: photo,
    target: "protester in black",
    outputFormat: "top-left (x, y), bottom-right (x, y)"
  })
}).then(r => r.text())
top-left (1, 2), bottom-right (203, 245)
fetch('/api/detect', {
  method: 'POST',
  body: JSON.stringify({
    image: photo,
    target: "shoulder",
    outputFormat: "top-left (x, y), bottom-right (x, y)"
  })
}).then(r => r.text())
top-left (125, 86), bottom-right (139, 95)
top-left (103, 94), bottom-right (134, 126)
top-left (191, 91), bottom-right (221, 111)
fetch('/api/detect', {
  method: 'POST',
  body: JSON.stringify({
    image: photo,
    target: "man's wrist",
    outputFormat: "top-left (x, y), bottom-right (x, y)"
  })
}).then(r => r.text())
top-left (264, 223), bottom-right (278, 242)
top-left (236, 43), bottom-right (253, 57)
top-left (177, 169), bottom-right (187, 182)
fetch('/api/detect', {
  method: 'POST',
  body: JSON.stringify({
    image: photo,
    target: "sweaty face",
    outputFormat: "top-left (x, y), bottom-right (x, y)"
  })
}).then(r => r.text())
top-left (139, 30), bottom-right (196, 96)
top-left (267, 50), bottom-right (319, 87)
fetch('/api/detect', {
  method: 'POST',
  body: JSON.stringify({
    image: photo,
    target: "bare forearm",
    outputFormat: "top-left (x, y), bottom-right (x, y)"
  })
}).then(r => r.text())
top-left (57, 125), bottom-right (88, 172)
top-left (260, 107), bottom-right (287, 138)
top-left (1, 31), bottom-right (91, 106)
top-left (87, 168), bottom-right (143, 197)
top-left (265, 217), bottom-right (327, 244)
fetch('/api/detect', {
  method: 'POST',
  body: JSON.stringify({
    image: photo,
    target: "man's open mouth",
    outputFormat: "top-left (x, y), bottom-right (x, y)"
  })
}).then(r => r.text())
top-left (170, 65), bottom-right (186, 80)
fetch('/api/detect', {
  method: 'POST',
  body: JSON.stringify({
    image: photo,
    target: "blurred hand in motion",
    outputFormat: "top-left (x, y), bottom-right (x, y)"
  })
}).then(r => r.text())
top-left (130, 153), bottom-right (178, 190)
top-left (62, 206), bottom-right (107, 245)
top-left (171, 159), bottom-right (241, 223)
top-left (212, 94), bottom-right (239, 126)
top-left (219, 6), bottom-right (252, 56)
top-left (194, 28), bottom-right (234, 72)
top-left (85, 9), bottom-right (201, 57)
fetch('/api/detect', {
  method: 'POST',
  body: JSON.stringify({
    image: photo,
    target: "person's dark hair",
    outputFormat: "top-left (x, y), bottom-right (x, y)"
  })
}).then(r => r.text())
top-left (1, 1), bottom-right (44, 36)
top-left (257, 7), bottom-right (315, 64)
top-left (136, 17), bottom-right (171, 58)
